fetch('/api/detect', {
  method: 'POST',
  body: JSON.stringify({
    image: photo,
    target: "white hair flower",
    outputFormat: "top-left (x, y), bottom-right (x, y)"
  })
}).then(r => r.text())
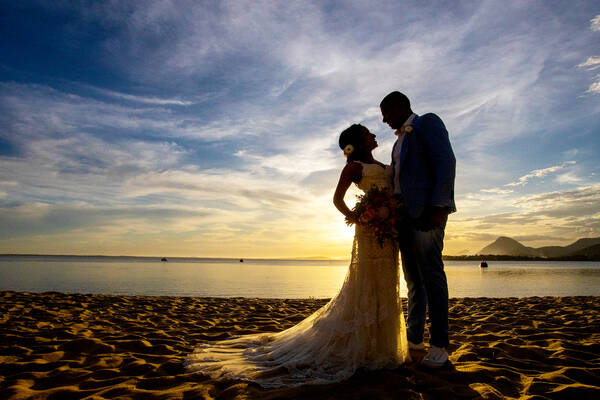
top-left (343, 144), bottom-right (354, 157)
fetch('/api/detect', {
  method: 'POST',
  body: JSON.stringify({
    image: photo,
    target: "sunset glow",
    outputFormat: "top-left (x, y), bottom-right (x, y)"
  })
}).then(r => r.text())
top-left (1, 2), bottom-right (599, 257)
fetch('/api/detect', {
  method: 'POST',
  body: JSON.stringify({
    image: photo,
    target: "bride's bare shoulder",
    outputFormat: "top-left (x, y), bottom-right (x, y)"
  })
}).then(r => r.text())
top-left (343, 161), bottom-right (363, 173)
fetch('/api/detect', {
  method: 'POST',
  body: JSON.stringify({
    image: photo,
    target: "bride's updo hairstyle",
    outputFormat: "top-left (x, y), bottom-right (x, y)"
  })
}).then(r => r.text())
top-left (339, 124), bottom-right (369, 163)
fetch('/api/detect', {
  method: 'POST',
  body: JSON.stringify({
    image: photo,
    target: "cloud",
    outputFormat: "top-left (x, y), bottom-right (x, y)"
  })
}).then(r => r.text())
top-left (93, 87), bottom-right (195, 106)
top-left (0, 132), bottom-right (189, 206)
top-left (480, 188), bottom-right (514, 194)
top-left (555, 171), bottom-right (583, 184)
top-left (587, 79), bottom-right (600, 94)
top-left (121, 169), bottom-right (305, 209)
top-left (562, 149), bottom-right (579, 158)
top-left (578, 56), bottom-right (600, 70)
top-left (591, 14), bottom-right (600, 31)
top-left (512, 234), bottom-right (568, 242)
top-left (505, 161), bottom-right (576, 187)
top-left (0, 79), bottom-right (351, 257)
top-left (41, 1), bottom-right (588, 149)
top-left (0, 202), bottom-right (212, 239)
top-left (300, 169), bottom-right (340, 196)
top-left (0, 82), bottom-right (242, 142)
top-left (579, 16), bottom-right (600, 94)
top-left (514, 184), bottom-right (600, 218)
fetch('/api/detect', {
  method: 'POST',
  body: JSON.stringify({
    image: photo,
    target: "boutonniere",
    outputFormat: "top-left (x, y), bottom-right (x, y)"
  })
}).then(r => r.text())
top-left (395, 125), bottom-right (414, 136)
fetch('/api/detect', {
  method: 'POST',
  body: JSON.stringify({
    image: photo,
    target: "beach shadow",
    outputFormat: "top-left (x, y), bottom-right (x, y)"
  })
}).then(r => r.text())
top-left (226, 362), bottom-right (482, 400)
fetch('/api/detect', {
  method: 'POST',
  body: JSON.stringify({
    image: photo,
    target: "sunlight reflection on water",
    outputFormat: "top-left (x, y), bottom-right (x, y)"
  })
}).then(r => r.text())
top-left (1, 258), bottom-right (599, 298)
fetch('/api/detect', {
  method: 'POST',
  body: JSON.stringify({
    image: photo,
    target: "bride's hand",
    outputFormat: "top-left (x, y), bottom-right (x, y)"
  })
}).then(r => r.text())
top-left (345, 211), bottom-right (359, 225)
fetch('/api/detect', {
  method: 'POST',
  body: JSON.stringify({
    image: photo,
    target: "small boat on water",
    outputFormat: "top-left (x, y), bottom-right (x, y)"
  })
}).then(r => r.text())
top-left (480, 260), bottom-right (488, 268)
top-left (161, 257), bottom-right (168, 262)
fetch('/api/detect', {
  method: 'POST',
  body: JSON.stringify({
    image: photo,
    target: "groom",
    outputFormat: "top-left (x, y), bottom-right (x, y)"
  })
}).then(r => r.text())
top-left (380, 91), bottom-right (456, 368)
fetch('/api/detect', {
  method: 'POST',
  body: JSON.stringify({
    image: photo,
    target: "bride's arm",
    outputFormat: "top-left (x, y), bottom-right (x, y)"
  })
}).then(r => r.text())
top-left (333, 162), bottom-right (362, 222)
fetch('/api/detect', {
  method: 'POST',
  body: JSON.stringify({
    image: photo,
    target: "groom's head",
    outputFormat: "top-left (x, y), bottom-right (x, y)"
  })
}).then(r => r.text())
top-left (380, 91), bottom-right (412, 130)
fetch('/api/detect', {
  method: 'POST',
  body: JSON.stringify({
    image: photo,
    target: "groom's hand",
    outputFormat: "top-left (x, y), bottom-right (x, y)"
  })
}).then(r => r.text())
top-left (419, 206), bottom-right (448, 231)
top-left (429, 206), bottom-right (448, 229)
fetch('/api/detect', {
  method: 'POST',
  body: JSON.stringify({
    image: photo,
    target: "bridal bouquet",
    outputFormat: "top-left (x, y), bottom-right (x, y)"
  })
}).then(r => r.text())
top-left (345, 186), bottom-right (405, 245)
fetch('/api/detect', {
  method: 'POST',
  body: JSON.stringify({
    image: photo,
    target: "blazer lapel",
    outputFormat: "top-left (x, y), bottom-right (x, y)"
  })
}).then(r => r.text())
top-left (398, 132), bottom-right (409, 170)
top-left (390, 140), bottom-right (397, 181)
top-left (399, 114), bottom-right (418, 170)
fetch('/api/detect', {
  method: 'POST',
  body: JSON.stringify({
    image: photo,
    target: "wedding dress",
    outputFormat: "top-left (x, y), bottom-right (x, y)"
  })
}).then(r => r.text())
top-left (185, 162), bottom-right (409, 387)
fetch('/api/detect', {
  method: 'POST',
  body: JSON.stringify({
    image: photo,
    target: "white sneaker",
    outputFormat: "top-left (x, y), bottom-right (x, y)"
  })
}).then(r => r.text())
top-left (421, 345), bottom-right (448, 368)
top-left (408, 340), bottom-right (426, 351)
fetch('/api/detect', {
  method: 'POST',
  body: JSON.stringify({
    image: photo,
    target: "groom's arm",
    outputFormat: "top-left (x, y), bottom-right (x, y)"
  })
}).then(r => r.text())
top-left (418, 113), bottom-right (456, 212)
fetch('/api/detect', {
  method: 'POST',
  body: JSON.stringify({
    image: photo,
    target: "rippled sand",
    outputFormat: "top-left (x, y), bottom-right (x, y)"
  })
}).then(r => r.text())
top-left (0, 291), bottom-right (598, 399)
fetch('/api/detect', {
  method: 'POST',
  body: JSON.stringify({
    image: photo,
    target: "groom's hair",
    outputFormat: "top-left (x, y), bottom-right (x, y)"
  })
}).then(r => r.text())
top-left (339, 124), bottom-right (369, 163)
top-left (380, 91), bottom-right (410, 109)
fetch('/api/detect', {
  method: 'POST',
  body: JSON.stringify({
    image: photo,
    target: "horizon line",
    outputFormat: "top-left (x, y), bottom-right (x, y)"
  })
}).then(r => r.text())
top-left (0, 253), bottom-right (350, 261)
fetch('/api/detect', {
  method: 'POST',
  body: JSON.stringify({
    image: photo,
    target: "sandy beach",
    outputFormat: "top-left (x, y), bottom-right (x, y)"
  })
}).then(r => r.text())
top-left (0, 291), bottom-right (598, 399)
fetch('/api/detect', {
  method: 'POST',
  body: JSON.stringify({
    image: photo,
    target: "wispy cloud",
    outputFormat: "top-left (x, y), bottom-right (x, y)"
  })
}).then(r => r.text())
top-left (0, 83), bottom-right (224, 141)
top-left (505, 161), bottom-right (576, 187)
top-left (480, 188), bottom-right (514, 194)
top-left (514, 184), bottom-right (600, 215)
top-left (579, 15), bottom-right (600, 94)
top-left (93, 87), bottom-right (195, 106)
top-left (587, 79), bottom-right (600, 94)
top-left (591, 14), bottom-right (600, 31)
top-left (578, 56), bottom-right (600, 70)
top-left (555, 171), bottom-right (583, 184)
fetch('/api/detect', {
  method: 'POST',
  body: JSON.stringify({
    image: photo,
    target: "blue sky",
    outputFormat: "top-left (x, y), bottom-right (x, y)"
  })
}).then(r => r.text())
top-left (1, 1), bottom-right (599, 257)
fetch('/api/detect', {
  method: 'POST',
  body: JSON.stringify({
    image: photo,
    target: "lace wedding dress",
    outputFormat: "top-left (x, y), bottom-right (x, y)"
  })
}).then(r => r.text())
top-left (185, 162), bottom-right (409, 387)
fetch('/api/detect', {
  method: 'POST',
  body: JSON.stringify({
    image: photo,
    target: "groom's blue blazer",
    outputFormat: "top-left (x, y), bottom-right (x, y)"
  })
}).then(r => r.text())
top-left (391, 113), bottom-right (456, 219)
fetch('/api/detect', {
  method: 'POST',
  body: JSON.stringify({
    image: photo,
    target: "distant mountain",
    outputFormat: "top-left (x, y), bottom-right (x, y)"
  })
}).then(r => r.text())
top-left (537, 237), bottom-right (600, 258)
top-left (569, 243), bottom-right (600, 258)
top-left (478, 236), bottom-right (600, 259)
top-left (478, 236), bottom-right (541, 257)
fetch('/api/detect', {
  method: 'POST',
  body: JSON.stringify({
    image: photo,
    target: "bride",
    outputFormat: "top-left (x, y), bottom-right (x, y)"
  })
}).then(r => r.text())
top-left (184, 124), bottom-right (409, 387)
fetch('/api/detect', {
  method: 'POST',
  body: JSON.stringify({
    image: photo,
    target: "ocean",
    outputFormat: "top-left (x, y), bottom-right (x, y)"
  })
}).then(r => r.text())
top-left (1, 255), bottom-right (599, 298)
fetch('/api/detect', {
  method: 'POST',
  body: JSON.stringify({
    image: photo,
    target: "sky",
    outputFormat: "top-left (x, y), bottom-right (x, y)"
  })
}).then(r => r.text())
top-left (1, 0), bottom-right (599, 258)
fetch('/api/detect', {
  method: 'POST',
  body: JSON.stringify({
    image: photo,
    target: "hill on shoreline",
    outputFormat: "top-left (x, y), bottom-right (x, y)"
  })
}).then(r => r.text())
top-left (471, 236), bottom-right (600, 261)
top-left (479, 237), bottom-right (541, 258)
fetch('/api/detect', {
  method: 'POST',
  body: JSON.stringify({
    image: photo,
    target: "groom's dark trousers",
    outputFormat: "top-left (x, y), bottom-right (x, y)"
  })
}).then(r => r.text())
top-left (399, 218), bottom-right (449, 348)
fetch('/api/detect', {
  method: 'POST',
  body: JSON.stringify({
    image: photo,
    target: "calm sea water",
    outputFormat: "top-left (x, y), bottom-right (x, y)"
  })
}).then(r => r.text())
top-left (1, 256), bottom-right (599, 298)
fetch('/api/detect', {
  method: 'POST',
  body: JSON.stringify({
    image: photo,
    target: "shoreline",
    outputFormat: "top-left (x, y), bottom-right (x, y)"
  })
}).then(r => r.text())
top-left (0, 254), bottom-right (345, 262)
top-left (4, 253), bottom-right (600, 262)
top-left (1, 291), bottom-right (599, 399)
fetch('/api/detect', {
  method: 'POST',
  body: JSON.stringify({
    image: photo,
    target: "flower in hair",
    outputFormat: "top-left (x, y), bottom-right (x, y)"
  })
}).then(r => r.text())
top-left (343, 144), bottom-right (354, 157)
